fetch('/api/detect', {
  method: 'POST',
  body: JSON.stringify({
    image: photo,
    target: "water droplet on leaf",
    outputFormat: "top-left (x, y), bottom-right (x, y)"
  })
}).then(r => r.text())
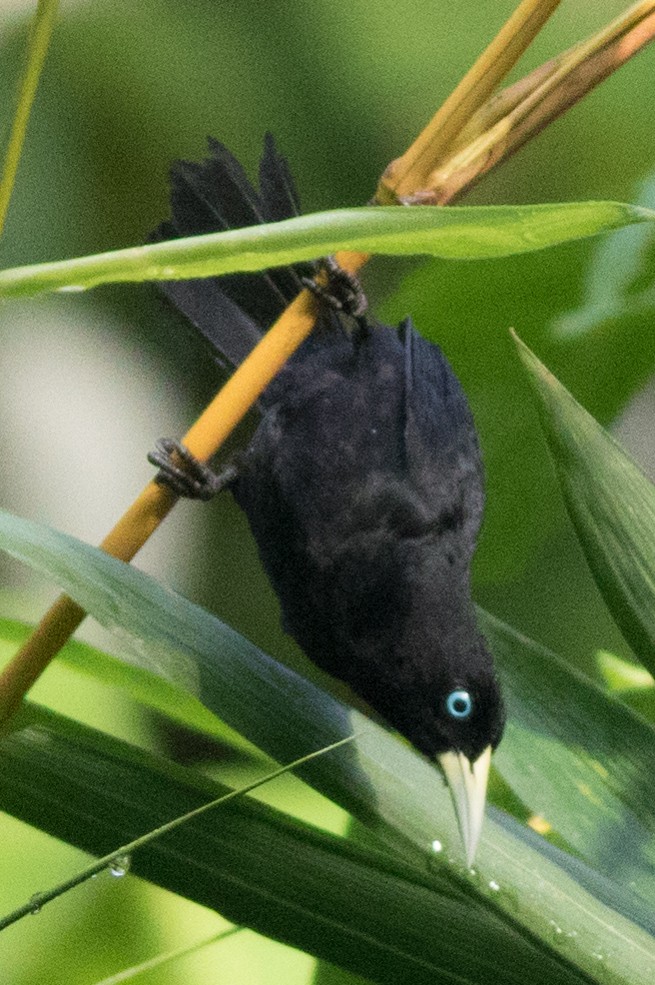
top-left (29, 893), bottom-right (43, 914)
top-left (109, 854), bottom-right (131, 878)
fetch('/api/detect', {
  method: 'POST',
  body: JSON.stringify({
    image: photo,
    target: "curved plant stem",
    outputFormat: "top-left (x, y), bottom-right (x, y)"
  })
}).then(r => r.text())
top-left (0, 0), bottom-right (59, 235)
top-left (0, 733), bottom-right (357, 931)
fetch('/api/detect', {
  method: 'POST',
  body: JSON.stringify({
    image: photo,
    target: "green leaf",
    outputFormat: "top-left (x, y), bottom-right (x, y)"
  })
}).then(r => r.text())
top-left (482, 611), bottom-right (655, 909)
top-left (596, 651), bottom-right (654, 693)
top-left (0, 509), bottom-right (653, 983)
top-left (513, 334), bottom-right (655, 678)
top-left (554, 173), bottom-right (655, 339)
top-left (0, 702), bottom-right (590, 985)
top-left (0, 617), bottom-right (251, 748)
top-left (0, 201), bottom-right (652, 298)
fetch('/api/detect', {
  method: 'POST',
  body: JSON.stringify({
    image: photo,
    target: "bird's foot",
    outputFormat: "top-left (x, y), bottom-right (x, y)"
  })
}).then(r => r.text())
top-left (148, 438), bottom-right (237, 500)
top-left (302, 255), bottom-right (368, 320)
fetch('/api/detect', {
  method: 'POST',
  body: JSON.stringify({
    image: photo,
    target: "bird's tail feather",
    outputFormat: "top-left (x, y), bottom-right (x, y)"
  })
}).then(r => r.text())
top-left (152, 134), bottom-right (313, 368)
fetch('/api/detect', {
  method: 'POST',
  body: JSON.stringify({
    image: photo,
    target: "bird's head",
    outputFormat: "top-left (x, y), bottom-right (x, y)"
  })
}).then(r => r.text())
top-left (324, 526), bottom-right (505, 865)
top-left (428, 656), bottom-right (505, 869)
top-left (344, 584), bottom-right (505, 866)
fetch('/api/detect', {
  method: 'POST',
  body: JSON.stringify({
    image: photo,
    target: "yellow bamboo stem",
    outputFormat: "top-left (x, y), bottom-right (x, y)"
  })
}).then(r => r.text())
top-left (423, 0), bottom-right (655, 204)
top-left (380, 0), bottom-right (562, 200)
top-left (0, 252), bottom-right (368, 721)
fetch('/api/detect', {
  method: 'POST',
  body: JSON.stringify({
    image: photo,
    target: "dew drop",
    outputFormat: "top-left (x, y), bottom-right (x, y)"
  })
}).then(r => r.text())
top-left (109, 854), bottom-right (132, 878)
top-left (565, 930), bottom-right (578, 940)
top-left (57, 284), bottom-right (86, 293)
top-left (29, 893), bottom-right (43, 915)
top-left (591, 952), bottom-right (604, 963)
top-left (488, 880), bottom-right (500, 892)
top-left (548, 919), bottom-right (563, 936)
top-left (431, 839), bottom-right (443, 853)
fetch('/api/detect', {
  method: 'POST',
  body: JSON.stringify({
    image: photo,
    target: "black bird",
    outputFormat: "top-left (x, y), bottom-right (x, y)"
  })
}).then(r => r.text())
top-left (150, 135), bottom-right (505, 864)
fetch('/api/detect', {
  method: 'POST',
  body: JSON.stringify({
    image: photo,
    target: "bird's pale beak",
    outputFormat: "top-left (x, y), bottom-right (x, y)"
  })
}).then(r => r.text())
top-left (437, 745), bottom-right (492, 867)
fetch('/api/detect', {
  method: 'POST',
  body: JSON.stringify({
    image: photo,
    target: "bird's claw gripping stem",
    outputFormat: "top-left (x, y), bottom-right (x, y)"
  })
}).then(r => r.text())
top-left (148, 438), bottom-right (237, 500)
top-left (302, 256), bottom-right (368, 320)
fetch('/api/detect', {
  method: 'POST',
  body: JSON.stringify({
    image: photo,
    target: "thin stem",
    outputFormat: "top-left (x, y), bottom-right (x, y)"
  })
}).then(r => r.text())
top-left (0, 596), bottom-right (86, 723)
top-left (0, 732), bottom-right (358, 931)
top-left (0, 0), bottom-right (59, 234)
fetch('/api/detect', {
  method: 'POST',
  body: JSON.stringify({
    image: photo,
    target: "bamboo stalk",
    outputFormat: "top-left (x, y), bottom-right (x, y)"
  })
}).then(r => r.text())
top-left (0, 261), bottom-right (363, 722)
top-left (379, 0), bottom-right (562, 201)
top-left (421, 1), bottom-right (655, 204)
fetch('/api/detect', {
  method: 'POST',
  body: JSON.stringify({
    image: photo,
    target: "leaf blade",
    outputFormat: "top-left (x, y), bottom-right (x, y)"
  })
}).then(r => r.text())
top-left (0, 201), bottom-right (651, 298)
top-left (0, 702), bottom-right (587, 985)
top-left (0, 509), bottom-right (653, 982)
top-left (513, 333), bottom-right (655, 678)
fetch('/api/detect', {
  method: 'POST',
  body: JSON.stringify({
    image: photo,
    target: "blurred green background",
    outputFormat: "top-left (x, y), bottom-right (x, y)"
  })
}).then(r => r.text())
top-left (0, 1), bottom-right (654, 982)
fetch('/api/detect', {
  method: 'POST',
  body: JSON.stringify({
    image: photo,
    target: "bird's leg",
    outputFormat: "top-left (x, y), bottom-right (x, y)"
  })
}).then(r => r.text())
top-left (148, 438), bottom-right (238, 500)
top-left (302, 255), bottom-right (369, 323)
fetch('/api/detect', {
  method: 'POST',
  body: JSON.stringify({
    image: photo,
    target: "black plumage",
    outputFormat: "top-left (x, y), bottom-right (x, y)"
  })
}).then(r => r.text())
top-left (153, 135), bottom-right (505, 861)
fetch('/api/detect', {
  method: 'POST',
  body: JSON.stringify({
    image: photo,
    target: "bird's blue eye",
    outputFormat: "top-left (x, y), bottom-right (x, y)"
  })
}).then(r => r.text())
top-left (446, 689), bottom-right (472, 719)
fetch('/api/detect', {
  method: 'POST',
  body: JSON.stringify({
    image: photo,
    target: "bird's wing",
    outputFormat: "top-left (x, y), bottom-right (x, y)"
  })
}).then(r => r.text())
top-left (400, 317), bottom-right (485, 549)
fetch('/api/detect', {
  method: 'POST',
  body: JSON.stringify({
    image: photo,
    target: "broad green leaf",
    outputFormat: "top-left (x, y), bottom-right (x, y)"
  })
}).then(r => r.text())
top-left (0, 702), bottom-right (588, 985)
top-left (0, 202), bottom-right (652, 298)
top-left (313, 960), bottom-right (369, 985)
top-left (5, 607), bottom-right (655, 913)
top-left (514, 334), bottom-right (655, 678)
top-left (482, 611), bottom-right (655, 908)
top-left (0, 617), bottom-right (253, 749)
top-left (0, 510), bottom-right (653, 984)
